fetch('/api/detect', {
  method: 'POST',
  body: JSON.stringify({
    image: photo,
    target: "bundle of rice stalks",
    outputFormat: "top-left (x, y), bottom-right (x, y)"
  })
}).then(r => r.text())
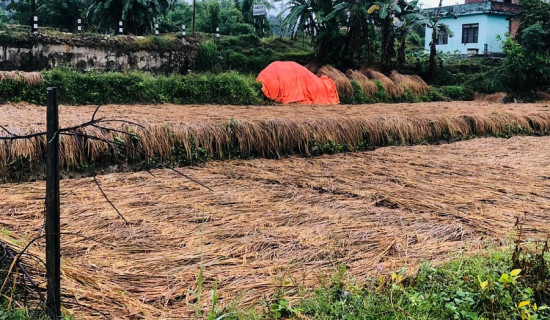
top-left (0, 71), bottom-right (43, 86)
top-left (0, 71), bottom-right (20, 81)
top-left (305, 61), bottom-right (321, 74)
top-left (361, 68), bottom-right (404, 98)
top-left (474, 92), bottom-right (507, 103)
top-left (317, 65), bottom-right (354, 98)
top-left (390, 70), bottom-right (429, 95)
top-left (346, 70), bottom-right (378, 96)
top-left (22, 72), bottom-right (43, 86)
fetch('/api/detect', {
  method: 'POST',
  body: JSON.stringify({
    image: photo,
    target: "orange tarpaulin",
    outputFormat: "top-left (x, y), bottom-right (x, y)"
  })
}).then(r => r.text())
top-left (256, 61), bottom-right (340, 105)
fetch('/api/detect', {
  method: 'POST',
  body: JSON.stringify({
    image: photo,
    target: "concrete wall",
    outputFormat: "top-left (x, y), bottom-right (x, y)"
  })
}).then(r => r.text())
top-left (425, 13), bottom-right (509, 54)
top-left (0, 41), bottom-right (197, 73)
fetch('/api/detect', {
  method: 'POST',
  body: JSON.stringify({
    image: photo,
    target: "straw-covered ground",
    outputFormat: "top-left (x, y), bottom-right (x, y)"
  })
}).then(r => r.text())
top-left (0, 136), bottom-right (549, 318)
top-left (1, 101), bottom-right (550, 181)
top-left (2, 101), bottom-right (550, 128)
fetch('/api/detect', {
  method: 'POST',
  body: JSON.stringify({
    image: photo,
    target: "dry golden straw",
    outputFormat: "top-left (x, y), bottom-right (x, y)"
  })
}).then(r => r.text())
top-left (361, 68), bottom-right (405, 98)
top-left (474, 92), bottom-right (507, 103)
top-left (1, 102), bottom-right (550, 179)
top-left (0, 135), bottom-right (549, 318)
top-left (0, 71), bottom-right (43, 86)
top-left (390, 70), bottom-right (429, 95)
top-left (317, 65), bottom-right (354, 98)
top-left (346, 70), bottom-right (378, 96)
top-left (304, 61), bottom-right (321, 74)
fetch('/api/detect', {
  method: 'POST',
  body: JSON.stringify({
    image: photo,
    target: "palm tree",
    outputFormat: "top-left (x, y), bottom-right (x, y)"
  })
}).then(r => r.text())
top-left (324, 0), bottom-right (377, 65)
top-left (279, 0), bottom-right (318, 39)
top-left (424, 0), bottom-right (455, 78)
top-left (394, 0), bottom-right (423, 68)
top-left (88, 0), bottom-right (171, 35)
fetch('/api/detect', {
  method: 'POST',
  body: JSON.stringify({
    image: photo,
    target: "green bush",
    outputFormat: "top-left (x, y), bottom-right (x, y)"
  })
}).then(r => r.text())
top-left (373, 81), bottom-right (391, 103)
top-left (195, 41), bottom-right (222, 72)
top-left (224, 241), bottom-right (550, 320)
top-left (0, 69), bottom-right (474, 106)
top-left (0, 69), bottom-right (267, 105)
top-left (0, 79), bottom-right (45, 104)
top-left (341, 80), bottom-right (368, 104)
top-left (422, 87), bottom-right (449, 102)
top-left (439, 85), bottom-right (475, 101)
top-left (464, 71), bottom-right (506, 94)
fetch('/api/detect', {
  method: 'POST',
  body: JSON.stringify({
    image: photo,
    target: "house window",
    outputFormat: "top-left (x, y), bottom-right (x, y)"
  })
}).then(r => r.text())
top-left (462, 23), bottom-right (479, 43)
top-left (437, 30), bottom-right (449, 45)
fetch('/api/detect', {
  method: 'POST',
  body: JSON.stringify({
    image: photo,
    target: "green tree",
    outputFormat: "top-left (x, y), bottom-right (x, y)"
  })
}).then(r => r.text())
top-left (2, 0), bottom-right (90, 31)
top-left (394, 0), bottom-right (423, 69)
top-left (424, 0), bottom-right (454, 79)
top-left (373, 0), bottom-right (401, 67)
top-left (207, 0), bottom-right (221, 33)
top-left (2, 0), bottom-right (35, 26)
top-left (0, 7), bottom-right (7, 27)
top-left (279, 0), bottom-right (318, 40)
top-left (497, 0), bottom-right (550, 97)
top-left (38, 0), bottom-right (91, 31)
top-left (516, 0), bottom-right (550, 44)
top-left (87, 0), bottom-right (172, 35)
top-left (324, 0), bottom-right (377, 67)
top-left (500, 25), bottom-right (550, 96)
top-left (161, 1), bottom-right (192, 32)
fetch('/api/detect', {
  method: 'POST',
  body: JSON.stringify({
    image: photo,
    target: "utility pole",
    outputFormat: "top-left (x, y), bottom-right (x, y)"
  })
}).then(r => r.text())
top-left (30, 0), bottom-right (36, 33)
top-left (192, 0), bottom-right (196, 36)
top-left (45, 87), bottom-right (61, 320)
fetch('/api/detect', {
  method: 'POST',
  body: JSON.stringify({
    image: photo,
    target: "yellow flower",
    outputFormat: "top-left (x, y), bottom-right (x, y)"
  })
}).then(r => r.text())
top-left (534, 303), bottom-right (538, 311)
top-left (510, 269), bottom-right (522, 277)
top-left (518, 300), bottom-right (530, 308)
top-left (391, 272), bottom-right (397, 281)
top-left (480, 280), bottom-right (488, 290)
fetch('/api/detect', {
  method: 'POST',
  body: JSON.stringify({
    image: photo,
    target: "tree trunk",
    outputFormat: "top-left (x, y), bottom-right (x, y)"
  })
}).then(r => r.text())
top-left (381, 15), bottom-right (395, 67)
top-left (398, 32), bottom-right (406, 69)
top-left (428, 0), bottom-right (443, 79)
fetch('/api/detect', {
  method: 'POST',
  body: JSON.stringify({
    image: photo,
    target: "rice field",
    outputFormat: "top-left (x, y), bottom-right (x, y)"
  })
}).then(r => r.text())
top-left (2, 101), bottom-right (549, 128)
top-left (1, 134), bottom-right (549, 318)
top-left (1, 101), bottom-right (550, 180)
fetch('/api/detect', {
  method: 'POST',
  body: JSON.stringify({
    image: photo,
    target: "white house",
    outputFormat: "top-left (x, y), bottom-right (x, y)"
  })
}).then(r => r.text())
top-left (424, 0), bottom-right (522, 55)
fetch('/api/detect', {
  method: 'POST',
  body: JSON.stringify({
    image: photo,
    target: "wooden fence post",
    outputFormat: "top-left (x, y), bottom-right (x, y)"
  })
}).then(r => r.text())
top-left (45, 87), bottom-right (61, 319)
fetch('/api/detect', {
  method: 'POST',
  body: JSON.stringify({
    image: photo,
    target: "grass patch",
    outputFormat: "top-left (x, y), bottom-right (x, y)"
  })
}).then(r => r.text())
top-left (224, 240), bottom-right (550, 320)
top-left (0, 69), bottom-right (268, 105)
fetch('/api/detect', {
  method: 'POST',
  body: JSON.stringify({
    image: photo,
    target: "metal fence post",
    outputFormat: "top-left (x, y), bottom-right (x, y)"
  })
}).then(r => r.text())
top-left (45, 87), bottom-right (61, 319)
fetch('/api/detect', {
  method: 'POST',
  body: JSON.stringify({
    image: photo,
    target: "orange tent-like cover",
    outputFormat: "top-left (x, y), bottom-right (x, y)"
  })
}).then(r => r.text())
top-left (256, 61), bottom-right (340, 104)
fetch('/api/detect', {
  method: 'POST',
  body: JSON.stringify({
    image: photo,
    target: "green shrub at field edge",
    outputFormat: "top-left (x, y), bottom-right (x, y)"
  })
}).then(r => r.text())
top-left (40, 69), bottom-right (267, 105)
top-left (0, 68), bottom-right (474, 106)
top-left (223, 244), bottom-right (550, 320)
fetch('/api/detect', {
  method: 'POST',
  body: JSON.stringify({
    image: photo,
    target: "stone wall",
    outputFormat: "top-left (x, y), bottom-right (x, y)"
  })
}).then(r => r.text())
top-left (0, 34), bottom-right (197, 73)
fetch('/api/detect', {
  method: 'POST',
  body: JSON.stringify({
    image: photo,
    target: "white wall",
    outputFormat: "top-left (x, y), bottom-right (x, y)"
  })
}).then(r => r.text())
top-left (424, 13), bottom-right (509, 54)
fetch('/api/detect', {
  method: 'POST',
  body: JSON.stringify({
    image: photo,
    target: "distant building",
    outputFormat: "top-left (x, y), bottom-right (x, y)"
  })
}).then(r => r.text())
top-left (424, 0), bottom-right (522, 55)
